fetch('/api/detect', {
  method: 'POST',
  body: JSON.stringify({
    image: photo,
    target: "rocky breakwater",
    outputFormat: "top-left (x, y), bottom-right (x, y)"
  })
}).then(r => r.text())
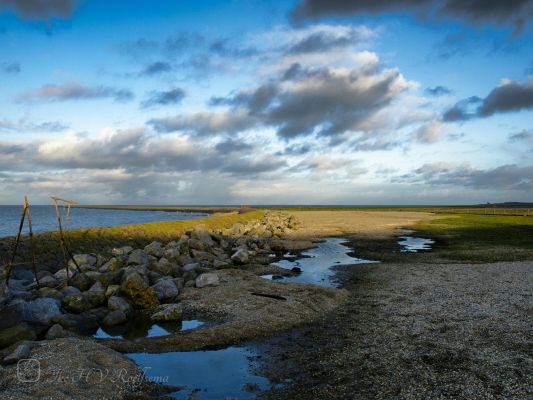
top-left (0, 212), bottom-right (347, 397)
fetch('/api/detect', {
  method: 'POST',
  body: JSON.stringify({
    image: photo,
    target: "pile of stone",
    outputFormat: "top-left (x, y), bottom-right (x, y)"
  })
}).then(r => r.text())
top-left (0, 212), bottom-right (298, 352)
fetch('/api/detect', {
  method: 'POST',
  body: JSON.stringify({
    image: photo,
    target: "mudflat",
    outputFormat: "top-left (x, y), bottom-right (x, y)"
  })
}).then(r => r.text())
top-left (260, 253), bottom-right (533, 399)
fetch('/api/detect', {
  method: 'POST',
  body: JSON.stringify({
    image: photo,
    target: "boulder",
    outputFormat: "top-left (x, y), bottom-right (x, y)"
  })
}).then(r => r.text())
top-left (188, 238), bottom-right (205, 251)
top-left (107, 296), bottom-right (132, 316)
top-left (105, 284), bottom-right (120, 298)
top-left (151, 304), bottom-right (182, 321)
top-left (193, 225), bottom-right (216, 247)
top-left (183, 263), bottom-right (200, 272)
top-left (2, 344), bottom-right (31, 365)
top-left (69, 272), bottom-right (93, 291)
top-left (231, 248), bottom-right (250, 264)
top-left (45, 324), bottom-right (72, 340)
top-left (149, 257), bottom-right (175, 276)
top-left (195, 273), bottom-right (220, 288)
top-left (147, 271), bottom-right (163, 285)
top-left (73, 254), bottom-right (97, 266)
top-left (127, 249), bottom-right (148, 265)
top-left (213, 260), bottom-right (232, 269)
top-left (119, 273), bottom-right (159, 309)
top-left (111, 246), bottom-right (133, 256)
top-left (62, 292), bottom-right (105, 314)
top-left (38, 275), bottom-right (58, 288)
top-left (21, 298), bottom-right (63, 324)
top-left (102, 310), bottom-right (127, 326)
top-left (99, 258), bottom-right (122, 272)
top-left (61, 286), bottom-right (81, 297)
top-left (144, 241), bottom-right (164, 258)
top-left (62, 295), bottom-right (92, 314)
top-left (0, 323), bottom-right (36, 349)
top-left (151, 279), bottom-right (179, 302)
top-left (88, 281), bottom-right (106, 293)
top-left (38, 287), bottom-right (62, 300)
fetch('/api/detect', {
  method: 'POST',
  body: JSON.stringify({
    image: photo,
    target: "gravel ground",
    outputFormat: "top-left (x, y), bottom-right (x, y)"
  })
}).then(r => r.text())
top-left (259, 258), bottom-right (533, 399)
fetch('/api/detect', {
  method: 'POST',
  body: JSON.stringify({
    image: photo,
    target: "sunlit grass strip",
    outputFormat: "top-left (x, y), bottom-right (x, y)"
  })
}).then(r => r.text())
top-left (1, 211), bottom-right (266, 267)
top-left (413, 213), bottom-right (533, 262)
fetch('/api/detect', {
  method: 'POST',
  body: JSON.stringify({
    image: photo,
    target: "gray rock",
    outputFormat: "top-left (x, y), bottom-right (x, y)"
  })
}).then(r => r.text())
top-left (45, 324), bottom-right (71, 340)
top-left (0, 323), bottom-right (36, 349)
top-left (111, 246), bottom-right (133, 256)
top-left (88, 281), bottom-right (105, 293)
top-left (182, 271), bottom-right (197, 283)
top-left (151, 304), bottom-right (182, 321)
top-left (38, 287), bottom-right (62, 300)
top-left (73, 254), bottom-right (97, 266)
top-left (195, 273), bottom-right (220, 288)
top-left (231, 248), bottom-right (250, 264)
top-left (105, 285), bottom-right (120, 298)
top-left (119, 272), bottom-right (159, 309)
top-left (62, 291), bottom-right (105, 314)
top-left (193, 225), bottom-right (216, 247)
top-left (69, 272), bottom-right (93, 291)
top-left (38, 275), bottom-right (58, 288)
top-left (173, 278), bottom-right (185, 290)
top-left (163, 247), bottom-right (180, 259)
top-left (21, 298), bottom-right (63, 325)
top-left (62, 286), bottom-right (81, 297)
top-left (2, 344), bottom-right (31, 365)
top-left (144, 241), bottom-right (164, 258)
top-left (183, 262), bottom-right (200, 272)
top-left (151, 279), bottom-right (179, 302)
top-left (107, 296), bottom-right (132, 316)
top-left (99, 258), bottom-right (121, 272)
top-left (128, 249), bottom-right (149, 265)
top-left (149, 257), bottom-right (175, 276)
top-left (188, 238), bottom-right (205, 251)
top-left (53, 268), bottom-right (76, 284)
top-left (102, 310), bottom-right (127, 326)
top-left (214, 260), bottom-right (232, 269)
top-left (148, 271), bottom-right (163, 285)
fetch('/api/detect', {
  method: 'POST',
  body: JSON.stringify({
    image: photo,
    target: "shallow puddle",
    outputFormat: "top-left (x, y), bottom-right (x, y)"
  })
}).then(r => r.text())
top-left (265, 237), bottom-right (375, 288)
top-left (128, 346), bottom-right (269, 399)
top-left (397, 228), bottom-right (434, 252)
top-left (95, 317), bottom-right (204, 340)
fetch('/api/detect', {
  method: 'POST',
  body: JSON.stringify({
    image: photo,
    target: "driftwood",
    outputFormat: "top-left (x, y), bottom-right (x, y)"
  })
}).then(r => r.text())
top-left (251, 292), bottom-right (287, 301)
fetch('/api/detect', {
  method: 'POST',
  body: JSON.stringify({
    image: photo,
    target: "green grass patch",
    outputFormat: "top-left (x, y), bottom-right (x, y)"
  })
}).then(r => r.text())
top-left (413, 214), bottom-right (533, 262)
top-left (1, 210), bottom-right (265, 269)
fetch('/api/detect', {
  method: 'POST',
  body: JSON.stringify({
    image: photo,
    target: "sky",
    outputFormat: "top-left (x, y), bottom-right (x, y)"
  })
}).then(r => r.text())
top-left (0, 0), bottom-right (532, 205)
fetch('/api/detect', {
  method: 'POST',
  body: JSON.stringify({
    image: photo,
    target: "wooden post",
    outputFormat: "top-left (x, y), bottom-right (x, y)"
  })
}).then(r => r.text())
top-left (51, 196), bottom-right (81, 284)
top-left (25, 196), bottom-right (40, 289)
top-left (5, 200), bottom-right (28, 284)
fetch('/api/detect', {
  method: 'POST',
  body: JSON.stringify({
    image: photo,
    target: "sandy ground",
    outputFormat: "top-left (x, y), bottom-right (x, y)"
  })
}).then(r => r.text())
top-left (259, 258), bottom-right (533, 399)
top-left (100, 268), bottom-right (347, 353)
top-left (288, 211), bottom-right (439, 239)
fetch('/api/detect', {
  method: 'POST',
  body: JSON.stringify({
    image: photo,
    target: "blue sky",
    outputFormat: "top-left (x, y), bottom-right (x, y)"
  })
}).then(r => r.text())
top-left (0, 0), bottom-right (532, 205)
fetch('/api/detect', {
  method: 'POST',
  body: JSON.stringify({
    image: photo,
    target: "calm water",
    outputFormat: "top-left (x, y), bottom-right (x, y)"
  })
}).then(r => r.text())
top-left (0, 205), bottom-right (206, 238)
top-left (266, 238), bottom-right (377, 288)
top-left (95, 320), bottom-right (204, 340)
top-left (129, 346), bottom-right (269, 399)
top-left (397, 228), bottom-right (435, 252)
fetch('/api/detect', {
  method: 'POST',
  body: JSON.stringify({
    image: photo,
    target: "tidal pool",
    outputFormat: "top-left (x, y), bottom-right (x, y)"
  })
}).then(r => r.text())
top-left (396, 228), bottom-right (434, 252)
top-left (265, 237), bottom-right (375, 288)
top-left (128, 346), bottom-right (269, 399)
top-left (95, 317), bottom-right (204, 340)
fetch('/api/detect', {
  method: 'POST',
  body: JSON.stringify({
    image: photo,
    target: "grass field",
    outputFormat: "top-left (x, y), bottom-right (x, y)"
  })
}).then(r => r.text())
top-left (413, 213), bottom-right (533, 262)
